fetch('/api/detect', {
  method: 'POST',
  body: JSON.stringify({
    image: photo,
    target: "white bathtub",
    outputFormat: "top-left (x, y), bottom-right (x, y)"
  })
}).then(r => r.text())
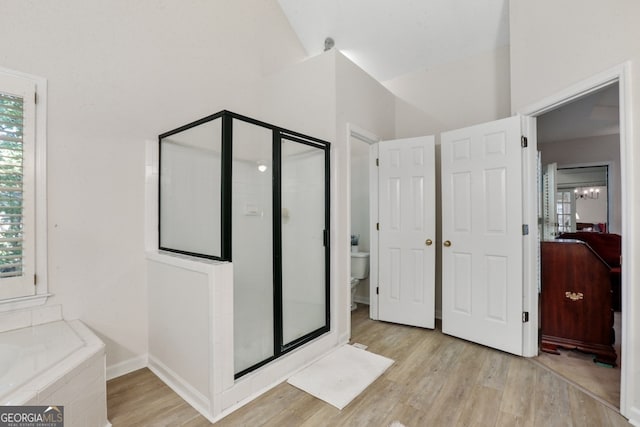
top-left (0, 319), bottom-right (109, 427)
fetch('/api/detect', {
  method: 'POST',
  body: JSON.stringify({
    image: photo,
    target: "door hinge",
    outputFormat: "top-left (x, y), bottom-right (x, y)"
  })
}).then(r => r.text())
top-left (521, 136), bottom-right (528, 148)
top-left (522, 312), bottom-right (529, 323)
top-left (34, 92), bottom-right (38, 104)
top-left (376, 158), bottom-right (379, 167)
top-left (323, 229), bottom-right (328, 247)
top-left (376, 222), bottom-right (379, 231)
top-left (522, 224), bottom-right (529, 235)
top-left (34, 274), bottom-right (37, 286)
top-left (376, 286), bottom-right (379, 295)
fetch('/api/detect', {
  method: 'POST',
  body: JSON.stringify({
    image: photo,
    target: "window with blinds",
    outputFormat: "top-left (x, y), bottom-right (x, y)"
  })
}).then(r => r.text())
top-left (0, 93), bottom-right (25, 280)
top-left (0, 71), bottom-right (37, 301)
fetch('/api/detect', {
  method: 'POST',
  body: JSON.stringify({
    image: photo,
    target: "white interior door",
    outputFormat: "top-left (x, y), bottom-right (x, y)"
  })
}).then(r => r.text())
top-left (441, 116), bottom-right (524, 355)
top-left (377, 136), bottom-right (435, 328)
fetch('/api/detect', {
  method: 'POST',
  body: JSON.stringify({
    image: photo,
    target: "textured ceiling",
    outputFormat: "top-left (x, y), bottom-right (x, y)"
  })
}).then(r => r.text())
top-left (538, 84), bottom-right (620, 144)
top-left (277, 0), bottom-right (510, 82)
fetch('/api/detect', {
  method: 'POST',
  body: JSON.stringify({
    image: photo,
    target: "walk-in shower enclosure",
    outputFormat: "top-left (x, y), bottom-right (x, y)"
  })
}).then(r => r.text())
top-left (158, 110), bottom-right (331, 377)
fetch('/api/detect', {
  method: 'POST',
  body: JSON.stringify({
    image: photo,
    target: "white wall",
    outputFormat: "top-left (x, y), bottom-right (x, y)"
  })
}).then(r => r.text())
top-left (253, 53), bottom-right (336, 141)
top-left (539, 134), bottom-right (621, 234)
top-left (394, 98), bottom-right (439, 140)
top-left (336, 52), bottom-right (396, 141)
top-left (384, 46), bottom-right (512, 135)
top-left (510, 0), bottom-right (640, 420)
top-left (0, 0), bottom-right (307, 372)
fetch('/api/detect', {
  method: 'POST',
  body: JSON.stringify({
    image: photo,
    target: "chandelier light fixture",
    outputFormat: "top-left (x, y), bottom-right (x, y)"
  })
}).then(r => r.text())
top-left (574, 187), bottom-right (600, 200)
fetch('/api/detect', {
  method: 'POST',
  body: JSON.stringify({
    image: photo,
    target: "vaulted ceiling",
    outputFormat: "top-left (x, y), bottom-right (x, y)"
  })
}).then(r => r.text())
top-left (277, 0), bottom-right (509, 82)
top-left (277, 1), bottom-right (619, 142)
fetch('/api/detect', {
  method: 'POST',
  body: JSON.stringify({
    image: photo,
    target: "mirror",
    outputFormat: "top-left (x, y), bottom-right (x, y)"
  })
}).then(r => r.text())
top-left (557, 165), bottom-right (608, 233)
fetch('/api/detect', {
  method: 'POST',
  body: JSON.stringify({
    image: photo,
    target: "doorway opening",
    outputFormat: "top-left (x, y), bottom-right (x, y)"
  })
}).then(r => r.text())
top-left (530, 79), bottom-right (624, 410)
top-left (347, 125), bottom-right (379, 324)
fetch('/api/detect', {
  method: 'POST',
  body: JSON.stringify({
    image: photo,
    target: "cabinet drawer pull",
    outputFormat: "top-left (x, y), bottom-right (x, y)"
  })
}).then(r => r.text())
top-left (565, 291), bottom-right (584, 301)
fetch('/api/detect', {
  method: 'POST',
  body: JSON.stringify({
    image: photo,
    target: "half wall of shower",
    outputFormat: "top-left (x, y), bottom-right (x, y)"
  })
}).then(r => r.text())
top-left (158, 111), bottom-right (330, 378)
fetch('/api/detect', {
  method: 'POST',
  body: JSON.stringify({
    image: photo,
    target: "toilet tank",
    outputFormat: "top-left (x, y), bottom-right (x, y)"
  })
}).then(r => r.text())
top-left (350, 252), bottom-right (370, 279)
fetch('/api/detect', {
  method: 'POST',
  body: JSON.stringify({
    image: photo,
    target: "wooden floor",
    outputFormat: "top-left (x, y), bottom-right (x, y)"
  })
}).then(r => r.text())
top-left (107, 306), bottom-right (630, 426)
top-left (534, 312), bottom-right (622, 409)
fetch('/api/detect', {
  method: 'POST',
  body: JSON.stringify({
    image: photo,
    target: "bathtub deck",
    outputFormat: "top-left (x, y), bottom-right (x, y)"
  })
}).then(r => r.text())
top-left (107, 305), bottom-right (631, 426)
top-left (0, 319), bottom-right (108, 427)
top-left (0, 320), bottom-right (84, 403)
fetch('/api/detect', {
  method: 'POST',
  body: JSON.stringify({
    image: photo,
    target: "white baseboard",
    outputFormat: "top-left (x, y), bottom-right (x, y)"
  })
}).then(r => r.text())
top-left (106, 354), bottom-right (148, 380)
top-left (354, 295), bottom-right (370, 305)
top-left (356, 298), bottom-right (442, 320)
top-left (339, 331), bottom-right (350, 346)
top-left (148, 355), bottom-right (212, 420)
top-left (627, 405), bottom-right (640, 426)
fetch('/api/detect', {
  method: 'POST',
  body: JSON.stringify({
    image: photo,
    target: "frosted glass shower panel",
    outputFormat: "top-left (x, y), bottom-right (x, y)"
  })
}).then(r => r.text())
top-left (232, 120), bottom-right (274, 374)
top-left (158, 110), bottom-right (330, 379)
top-left (281, 139), bottom-right (326, 345)
top-left (160, 118), bottom-right (221, 258)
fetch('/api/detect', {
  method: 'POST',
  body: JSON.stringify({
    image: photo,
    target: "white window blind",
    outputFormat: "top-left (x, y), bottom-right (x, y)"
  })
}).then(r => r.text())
top-left (0, 93), bottom-right (25, 278)
top-left (0, 72), bottom-right (36, 300)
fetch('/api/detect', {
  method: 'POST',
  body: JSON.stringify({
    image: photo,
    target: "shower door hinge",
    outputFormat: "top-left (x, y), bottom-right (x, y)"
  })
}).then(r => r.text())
top-left (522, 311), bottom-right (529, 323)
top-left (521, 136), bottom-right (528, 148)
top-left (376, 158), bottom-right (379, 167)
top-left (376, 286), bottom-right (379, 295)
top-left (376, 222), bottom-right (379, 231)
top-left (522, 224), bottom-right (529, 235)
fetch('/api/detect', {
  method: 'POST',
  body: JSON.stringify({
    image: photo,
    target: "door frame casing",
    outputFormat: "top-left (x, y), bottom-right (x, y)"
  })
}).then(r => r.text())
top-left (518, 62), bottom-right (632, 417)
top-left (520, 115), bottom-right (538, 358)
top-left (369, 141), bottom-right (380, 320)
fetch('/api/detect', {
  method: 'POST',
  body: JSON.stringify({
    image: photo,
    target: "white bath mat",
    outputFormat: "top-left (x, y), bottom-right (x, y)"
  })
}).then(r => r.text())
top-left (287, 344), bottom-right (394, 410)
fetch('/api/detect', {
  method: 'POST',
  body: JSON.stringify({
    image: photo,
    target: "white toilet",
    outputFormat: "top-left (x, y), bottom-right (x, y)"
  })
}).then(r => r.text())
top-left (350, 252), bottom-right (370, 311)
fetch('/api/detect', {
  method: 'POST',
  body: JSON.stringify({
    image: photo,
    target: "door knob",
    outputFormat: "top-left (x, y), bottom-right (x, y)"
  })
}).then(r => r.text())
top-left (443, 240), bottom-right (452, 247)
top-left (425, 239), bottom-right (433, 246)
